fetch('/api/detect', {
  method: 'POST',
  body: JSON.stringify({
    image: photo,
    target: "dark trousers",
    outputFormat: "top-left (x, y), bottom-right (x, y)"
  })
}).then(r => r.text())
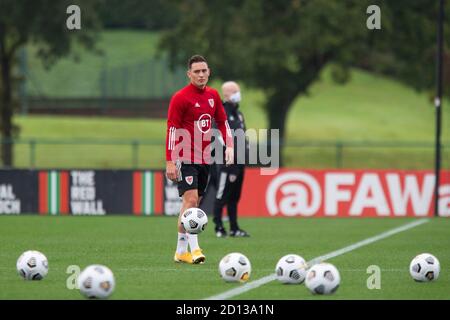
top-left (212, 164), bottom-right (245, 231)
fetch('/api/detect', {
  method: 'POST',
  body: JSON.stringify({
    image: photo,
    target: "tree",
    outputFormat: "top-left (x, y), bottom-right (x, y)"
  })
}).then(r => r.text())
top-left (0, 0), bottom-right (102, 167)
top-left (361, 0), bottom-right (450, 97)
top-left (159, 0), bottom-right (449, 164)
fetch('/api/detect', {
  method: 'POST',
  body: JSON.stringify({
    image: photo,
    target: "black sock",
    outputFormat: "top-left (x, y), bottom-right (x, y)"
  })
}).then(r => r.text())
top-left (213, 201), bottom-right (225, 230)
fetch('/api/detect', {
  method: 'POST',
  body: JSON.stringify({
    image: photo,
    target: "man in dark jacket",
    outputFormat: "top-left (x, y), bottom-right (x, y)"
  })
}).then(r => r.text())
top-left (212, 81), bottom-right (250, 238)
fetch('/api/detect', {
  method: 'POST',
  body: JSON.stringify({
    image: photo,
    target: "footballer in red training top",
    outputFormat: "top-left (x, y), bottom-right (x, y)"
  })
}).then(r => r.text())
top-left (165, 55), bottom-right (234, 265)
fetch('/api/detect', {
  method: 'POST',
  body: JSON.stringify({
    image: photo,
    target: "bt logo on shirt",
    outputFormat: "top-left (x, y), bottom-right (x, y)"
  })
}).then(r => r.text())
top-left (197, 114), bottom-right (212, 133)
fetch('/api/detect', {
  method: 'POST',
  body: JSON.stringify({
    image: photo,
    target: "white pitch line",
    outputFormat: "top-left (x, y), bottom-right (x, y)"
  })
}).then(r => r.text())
top-left (205, 219), bottom-right (429, 300)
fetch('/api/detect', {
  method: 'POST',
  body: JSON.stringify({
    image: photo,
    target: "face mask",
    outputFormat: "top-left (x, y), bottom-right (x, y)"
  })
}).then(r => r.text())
top-left (230, 91), bottom-right (241, 104)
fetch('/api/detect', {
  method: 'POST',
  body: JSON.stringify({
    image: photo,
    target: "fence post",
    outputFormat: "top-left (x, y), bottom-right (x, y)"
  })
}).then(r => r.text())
top-left (336, 142), bottom-right (343, 168)
top-left (30, 139), bottom-right (36, 168)
top-left (132, 140), bottom-right (139, 169)
top-left (99, 57), bottom-right (108, 114)
top-left (122, 66), bottom-right (128, 96)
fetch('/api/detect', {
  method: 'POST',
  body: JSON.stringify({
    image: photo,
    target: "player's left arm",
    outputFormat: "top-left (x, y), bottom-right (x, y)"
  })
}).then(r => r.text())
top-left (214, 92), bottom-right (234, 165)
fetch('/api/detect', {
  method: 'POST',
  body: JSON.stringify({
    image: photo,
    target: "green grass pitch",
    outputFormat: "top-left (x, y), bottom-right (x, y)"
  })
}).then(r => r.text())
top-left (0, 216), bottom-right (448, 300)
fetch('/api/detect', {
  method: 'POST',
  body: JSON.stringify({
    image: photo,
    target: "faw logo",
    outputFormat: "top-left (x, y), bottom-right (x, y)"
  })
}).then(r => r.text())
top-left (197, 113), bottom-right (212, 133)
top-left (266, 171), bottom-right (450, 217)
top-left (266, 172), bottom-right (321, 216)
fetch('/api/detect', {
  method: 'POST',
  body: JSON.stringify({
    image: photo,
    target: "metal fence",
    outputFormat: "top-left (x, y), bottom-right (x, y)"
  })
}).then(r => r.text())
top-left (100, 57), bottom-right (186, 98)
top-left (3, 138), bottom-right (450, 170)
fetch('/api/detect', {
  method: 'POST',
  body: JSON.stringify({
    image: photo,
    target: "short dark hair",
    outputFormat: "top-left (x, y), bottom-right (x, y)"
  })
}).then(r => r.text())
top-left (188, 55), bottom-right (207, 69)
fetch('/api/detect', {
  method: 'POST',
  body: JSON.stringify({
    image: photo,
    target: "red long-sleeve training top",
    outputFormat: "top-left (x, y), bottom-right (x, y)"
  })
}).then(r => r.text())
top-left (166, 83), bottom-right (233, 164)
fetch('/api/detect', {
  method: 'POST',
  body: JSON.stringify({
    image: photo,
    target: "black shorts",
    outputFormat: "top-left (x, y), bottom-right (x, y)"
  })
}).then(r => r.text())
top-left (177, 163), bottom-right (210, 197)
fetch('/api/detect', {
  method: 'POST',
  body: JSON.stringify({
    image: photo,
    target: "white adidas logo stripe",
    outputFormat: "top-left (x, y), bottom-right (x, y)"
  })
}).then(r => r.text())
top-left (168, 127), bottom-right (176, 150)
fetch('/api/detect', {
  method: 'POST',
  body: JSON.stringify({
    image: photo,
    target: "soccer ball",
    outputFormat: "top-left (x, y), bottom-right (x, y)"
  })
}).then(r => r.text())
top-left (305, 263), bottom-right (340, 295)
top-left (181, 207), bottom-right (208, 234)
top-left (409, 253), bottom-right (440, 282)
top-left (219, 252), bottom-right (251, 283)
top-left (77, 265), bottom-right (115, 299)
top-left (275, 254), bottom-right (308, 284)
top-left (16, 250), bottom-right (49, 280)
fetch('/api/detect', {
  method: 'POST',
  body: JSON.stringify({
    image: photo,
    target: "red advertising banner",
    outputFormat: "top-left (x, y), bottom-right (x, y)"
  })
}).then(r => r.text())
top-left (238, 169), bottom-right (450, 217)
top-left (4, 168), bottom-right (448, 217)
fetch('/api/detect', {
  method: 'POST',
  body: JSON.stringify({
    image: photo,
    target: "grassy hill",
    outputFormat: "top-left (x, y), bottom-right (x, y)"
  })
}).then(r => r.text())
top-left (282, 68), bottom-right (450, 169)
top-left (26, 29), bottom-right (189, 98)
top-left (14, 30), bottom-right (450, 169)
top-left (26, 30), bottom-right (161, 97)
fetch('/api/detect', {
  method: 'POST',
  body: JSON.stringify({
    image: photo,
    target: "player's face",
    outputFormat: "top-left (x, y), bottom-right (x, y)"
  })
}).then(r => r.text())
top-left (188, 62), bottom-right (210, 89)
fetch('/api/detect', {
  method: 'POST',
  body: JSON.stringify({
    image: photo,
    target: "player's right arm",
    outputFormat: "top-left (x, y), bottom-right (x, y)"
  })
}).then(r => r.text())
top-left (166, 93), bottom-right (184, 181)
